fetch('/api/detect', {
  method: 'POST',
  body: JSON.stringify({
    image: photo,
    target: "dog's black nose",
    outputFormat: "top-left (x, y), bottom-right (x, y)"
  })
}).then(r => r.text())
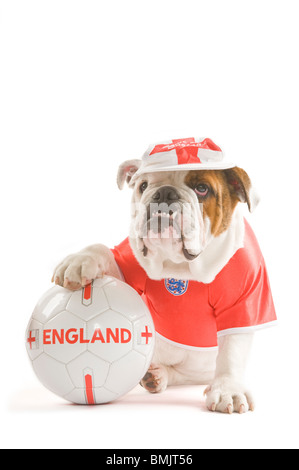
top-left (152, 186), bottom-right (180, 204)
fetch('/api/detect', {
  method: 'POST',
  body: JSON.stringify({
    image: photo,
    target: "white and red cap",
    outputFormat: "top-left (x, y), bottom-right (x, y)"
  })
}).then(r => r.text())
top-left (134, 137), bottom-right (235, 177)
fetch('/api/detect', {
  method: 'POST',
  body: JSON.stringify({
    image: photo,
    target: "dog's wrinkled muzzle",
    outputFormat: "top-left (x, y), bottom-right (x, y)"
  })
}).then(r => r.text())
top-left (139, 201), bottom-right (201, 261)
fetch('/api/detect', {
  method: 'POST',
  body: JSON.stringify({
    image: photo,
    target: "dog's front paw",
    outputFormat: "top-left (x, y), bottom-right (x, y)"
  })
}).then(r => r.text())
top-left (140, 364), bottom-right (168, 393)
top-left (52, 253), bottom-right (100, 291)
top-left (204, 377), bottom-right (255, 414)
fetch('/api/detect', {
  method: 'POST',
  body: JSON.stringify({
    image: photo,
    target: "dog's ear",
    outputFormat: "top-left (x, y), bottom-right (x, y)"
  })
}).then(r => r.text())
top-left (223, 167), bottom-right (259, 212)
top-left (117, 159), bottom-right (141, 190)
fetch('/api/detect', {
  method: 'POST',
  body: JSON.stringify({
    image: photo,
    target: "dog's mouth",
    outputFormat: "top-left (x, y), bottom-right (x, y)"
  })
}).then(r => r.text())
top-left (147, 209), bottom-right (180, 234)
top-left (140, 205), bottom-right (201, 261)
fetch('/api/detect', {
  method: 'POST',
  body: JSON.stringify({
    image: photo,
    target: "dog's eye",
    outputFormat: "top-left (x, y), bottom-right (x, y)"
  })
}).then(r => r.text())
top-left (139, 181), bottom-right (148, 193)
top-left (194, 184), bottom-right (209, 198)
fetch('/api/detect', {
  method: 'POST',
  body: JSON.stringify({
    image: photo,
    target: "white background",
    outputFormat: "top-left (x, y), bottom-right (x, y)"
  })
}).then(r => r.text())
top-left (0, 0), bottom-right (298, 449)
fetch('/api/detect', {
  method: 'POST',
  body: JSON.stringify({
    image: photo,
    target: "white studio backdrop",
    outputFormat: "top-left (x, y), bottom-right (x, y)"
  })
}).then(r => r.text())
top-left (0, 0), bottom-right (298, 449)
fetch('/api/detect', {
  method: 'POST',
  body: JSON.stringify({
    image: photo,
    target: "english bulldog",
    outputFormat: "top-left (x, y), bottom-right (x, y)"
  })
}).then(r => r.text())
top-left (52, 137), bottom-right (276, 413)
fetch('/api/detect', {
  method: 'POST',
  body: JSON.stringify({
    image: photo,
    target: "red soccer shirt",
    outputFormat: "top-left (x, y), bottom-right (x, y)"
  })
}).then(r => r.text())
top-left (111, 220), bottom-right (277, 350)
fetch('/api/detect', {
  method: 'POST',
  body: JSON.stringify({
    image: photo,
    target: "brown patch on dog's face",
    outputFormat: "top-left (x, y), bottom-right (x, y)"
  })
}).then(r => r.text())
top-left (184, 168), bottom-right (251, 236)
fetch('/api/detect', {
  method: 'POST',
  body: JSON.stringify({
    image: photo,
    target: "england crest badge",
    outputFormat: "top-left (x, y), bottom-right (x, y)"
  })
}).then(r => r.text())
top-left (164, 278), bottom-right (189, 296)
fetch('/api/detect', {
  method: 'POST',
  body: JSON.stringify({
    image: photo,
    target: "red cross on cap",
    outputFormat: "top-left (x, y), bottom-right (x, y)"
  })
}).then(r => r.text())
top-left (131, 137), bottom-right (235, 180)
top-left (149, 137), bottom-right (222, 165)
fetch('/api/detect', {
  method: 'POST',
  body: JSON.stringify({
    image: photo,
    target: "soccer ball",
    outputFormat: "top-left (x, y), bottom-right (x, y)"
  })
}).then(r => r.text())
top-left (25, 276), bottom-right (155, 405)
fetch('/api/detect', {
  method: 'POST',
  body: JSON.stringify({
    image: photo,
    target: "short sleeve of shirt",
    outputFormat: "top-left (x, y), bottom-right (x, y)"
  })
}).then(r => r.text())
top-left (111, 238), bottom-right (147, 295)
top-left (209, 221), bottom-right (277, 336)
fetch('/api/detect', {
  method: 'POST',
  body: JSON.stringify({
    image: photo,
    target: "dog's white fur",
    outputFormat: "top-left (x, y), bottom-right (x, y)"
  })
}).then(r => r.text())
top-left (53, 167), bottom-right (257, 413)
top-left (128, 170), bottom-right (245, 283)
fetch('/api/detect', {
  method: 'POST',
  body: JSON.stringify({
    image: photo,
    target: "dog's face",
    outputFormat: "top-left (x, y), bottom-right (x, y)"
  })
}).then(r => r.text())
top-left (118, 161), bottom-right (257, 279)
